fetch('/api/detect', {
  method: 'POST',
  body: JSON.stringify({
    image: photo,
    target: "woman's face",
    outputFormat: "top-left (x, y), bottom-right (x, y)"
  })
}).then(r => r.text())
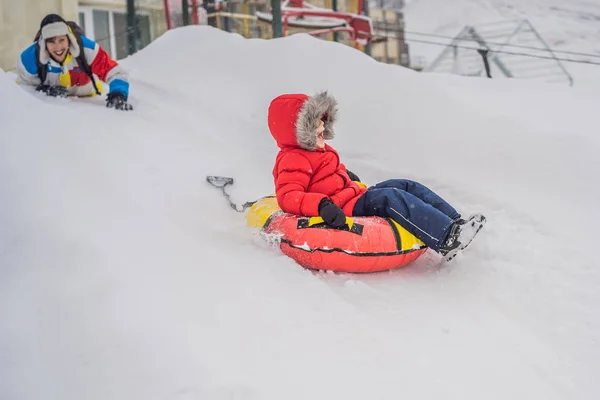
top-left (46, 35), bottom-right (69, 63)
top-left (316, 120), bottom-right (325, 149)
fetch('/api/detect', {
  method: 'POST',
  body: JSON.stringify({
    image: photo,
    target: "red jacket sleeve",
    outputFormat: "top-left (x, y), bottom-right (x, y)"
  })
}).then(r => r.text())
top-left (275, 152), bottom-right (326, 216)
top-left (89, 46), bottom-right (118, 82)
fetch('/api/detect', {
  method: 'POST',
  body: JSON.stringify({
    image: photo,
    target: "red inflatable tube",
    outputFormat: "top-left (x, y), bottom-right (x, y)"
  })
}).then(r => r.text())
top-left (262, 212), bottom-right (427, 273)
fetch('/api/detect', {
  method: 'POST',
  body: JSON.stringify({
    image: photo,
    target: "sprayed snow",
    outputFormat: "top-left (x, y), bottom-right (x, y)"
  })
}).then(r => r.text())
top-left (1, 25), bottom-right (599, 400)
top-left (297, 242), bottom-right (312, 251)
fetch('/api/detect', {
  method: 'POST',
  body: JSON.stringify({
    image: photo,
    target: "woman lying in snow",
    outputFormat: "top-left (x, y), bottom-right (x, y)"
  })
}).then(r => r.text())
top-left (16, 13), bottom-right (133, 111)
top-left (267, 91), bottom-right (486, 261)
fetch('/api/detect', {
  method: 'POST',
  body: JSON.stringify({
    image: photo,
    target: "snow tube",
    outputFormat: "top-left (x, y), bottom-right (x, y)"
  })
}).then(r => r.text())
top-left (245, 196), bottom-right (427, 273)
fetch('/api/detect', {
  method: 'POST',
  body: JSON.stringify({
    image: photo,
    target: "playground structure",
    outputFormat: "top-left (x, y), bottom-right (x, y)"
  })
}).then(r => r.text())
top-left (163, 0), bottom-right (378, 49)
top-left (255, 0), bottom-right (374, 46)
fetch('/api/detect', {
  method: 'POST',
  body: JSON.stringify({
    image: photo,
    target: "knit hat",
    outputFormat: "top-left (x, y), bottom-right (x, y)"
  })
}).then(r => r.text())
top-left (37, 13), bottom-right (80, 64)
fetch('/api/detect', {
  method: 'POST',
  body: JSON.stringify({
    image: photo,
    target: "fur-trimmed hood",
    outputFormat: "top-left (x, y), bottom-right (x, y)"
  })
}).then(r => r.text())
top-left (268, 92), bottom-right (339, 151)
top-left (36, 14), bottom-right (80, 65)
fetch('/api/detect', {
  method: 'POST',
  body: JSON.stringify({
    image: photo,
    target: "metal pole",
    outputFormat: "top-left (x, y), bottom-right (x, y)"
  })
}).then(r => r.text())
top-left (383, 10), bottom-right (388, 63)
top-left (182, 0), bottom-right (190, 25)
top-left (191, 0), bottom-right (199, 24)
top-left (127, 0), bottom-right (137, 55)
top-left (271, 0), bottom-right (283, 38)
top-left (477, 49), bottom-right (492, 78)
top-left (524, 20), bottom-right (573, 86)
top-left (365, 0), bottom-right (372, 55)
top-left (360, 0), bottom-right (370, 55)
top-left (163, 0), bottom-right (172, 29)
top-left (332, 0), bottom-right (338, 42)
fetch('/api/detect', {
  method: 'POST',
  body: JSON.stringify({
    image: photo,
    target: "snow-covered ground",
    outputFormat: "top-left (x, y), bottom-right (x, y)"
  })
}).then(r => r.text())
top-left (404, 0), bottom-right (600, 86)
top-left (1, 26), bottom-right (599, 399)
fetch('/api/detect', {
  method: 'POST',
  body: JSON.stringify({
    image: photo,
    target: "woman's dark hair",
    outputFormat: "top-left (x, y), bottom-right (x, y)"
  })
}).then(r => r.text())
top-left (40, 13), bottom-right (67, 28)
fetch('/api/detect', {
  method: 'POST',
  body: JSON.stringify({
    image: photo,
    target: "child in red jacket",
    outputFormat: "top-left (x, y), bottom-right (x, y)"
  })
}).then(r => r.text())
top-left (268, 92), bottom-right (485, 261)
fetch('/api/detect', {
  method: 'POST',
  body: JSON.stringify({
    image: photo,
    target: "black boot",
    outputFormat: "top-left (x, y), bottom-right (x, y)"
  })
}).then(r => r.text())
top-left (439, 222), bottom-right (462, 257)
top-left (439, 214), bottom-right (486, 261)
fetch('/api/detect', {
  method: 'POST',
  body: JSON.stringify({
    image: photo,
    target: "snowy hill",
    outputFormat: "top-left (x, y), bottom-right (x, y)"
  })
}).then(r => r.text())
top-left (404, 0), bottom-right (600, 86)
top-left (1, 26), bottom-right (599, 399)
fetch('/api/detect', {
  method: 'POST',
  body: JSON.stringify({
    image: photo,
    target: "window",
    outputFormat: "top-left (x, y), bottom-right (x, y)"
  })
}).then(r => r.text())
top-left (78, 12), bottom-right (86, 33)
top-left (138, 15), bottom-right (151, 50)
top-left (111, 13), bottom-right (151, 60)
top-left (112, 12), bottom-right (128, 60)
top-left (78, 7), bottom-right (153, 60)
top-left (93, 10), bottom-right (112, 56)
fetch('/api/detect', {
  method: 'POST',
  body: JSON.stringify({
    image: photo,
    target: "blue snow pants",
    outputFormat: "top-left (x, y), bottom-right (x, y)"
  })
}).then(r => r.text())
top-left (352, 179), bottom-right (461, 251)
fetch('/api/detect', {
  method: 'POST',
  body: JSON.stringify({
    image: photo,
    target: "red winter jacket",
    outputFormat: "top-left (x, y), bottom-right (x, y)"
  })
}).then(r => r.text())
top-left (268, 92), bottom-right (367, 217)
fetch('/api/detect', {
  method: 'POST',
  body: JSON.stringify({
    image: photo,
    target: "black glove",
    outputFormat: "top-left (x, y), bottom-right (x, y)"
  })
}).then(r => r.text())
top-left (106, 92), bottom-right (133, 111)
top-left (346, 169), bottom-right (361, 182)
top-left (36, 84), bottom-right (69, 98)
top-left (318, 198), bottom-right (347, 228)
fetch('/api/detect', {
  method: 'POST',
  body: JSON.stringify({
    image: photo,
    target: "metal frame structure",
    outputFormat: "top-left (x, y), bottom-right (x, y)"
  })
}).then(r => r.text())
top-left (425, 19), bottom-right (574, 86)
top-left (255, 0), bottom-right (373, 46)
top-left (162, 0), bottom-right (377, 48)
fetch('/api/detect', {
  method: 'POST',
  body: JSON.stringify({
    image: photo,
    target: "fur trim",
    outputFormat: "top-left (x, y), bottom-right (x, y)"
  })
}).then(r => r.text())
top-left (41, 22), bottom-right (69, 39)
top-left (38, 22), bottom-right (80, 64)
top-left (295, 91), bottom-right (339, 151)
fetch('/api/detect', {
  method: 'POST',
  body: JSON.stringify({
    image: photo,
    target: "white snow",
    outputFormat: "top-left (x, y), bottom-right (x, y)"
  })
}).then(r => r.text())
top-left (1, 25), bottom-right (599, 400)
top-left (404, 0), bottom-right (600, 86)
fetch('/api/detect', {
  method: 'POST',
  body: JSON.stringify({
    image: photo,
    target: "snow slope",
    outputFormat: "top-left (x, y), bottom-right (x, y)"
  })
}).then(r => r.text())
top-left (1, 26), bottom-right (599, 399)
top-left (404, 0), bottom-right (600, 86)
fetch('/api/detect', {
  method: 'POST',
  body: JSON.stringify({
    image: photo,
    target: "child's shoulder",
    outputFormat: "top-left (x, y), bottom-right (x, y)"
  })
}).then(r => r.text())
top-left (276, 148), bottom-right (314, 166)
top-left (280, 147), bottom-right (312, 154)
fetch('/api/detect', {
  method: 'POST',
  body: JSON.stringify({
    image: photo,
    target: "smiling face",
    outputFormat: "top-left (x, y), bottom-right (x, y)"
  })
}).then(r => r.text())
top-left (316, 119), bottom-right (326, 149)
top-left (45, 35), bottom-right (69, 63)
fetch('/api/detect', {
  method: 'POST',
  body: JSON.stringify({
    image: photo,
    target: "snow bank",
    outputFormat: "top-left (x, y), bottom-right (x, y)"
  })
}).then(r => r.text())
top-left (1, 26), bottom-right (599, 399)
